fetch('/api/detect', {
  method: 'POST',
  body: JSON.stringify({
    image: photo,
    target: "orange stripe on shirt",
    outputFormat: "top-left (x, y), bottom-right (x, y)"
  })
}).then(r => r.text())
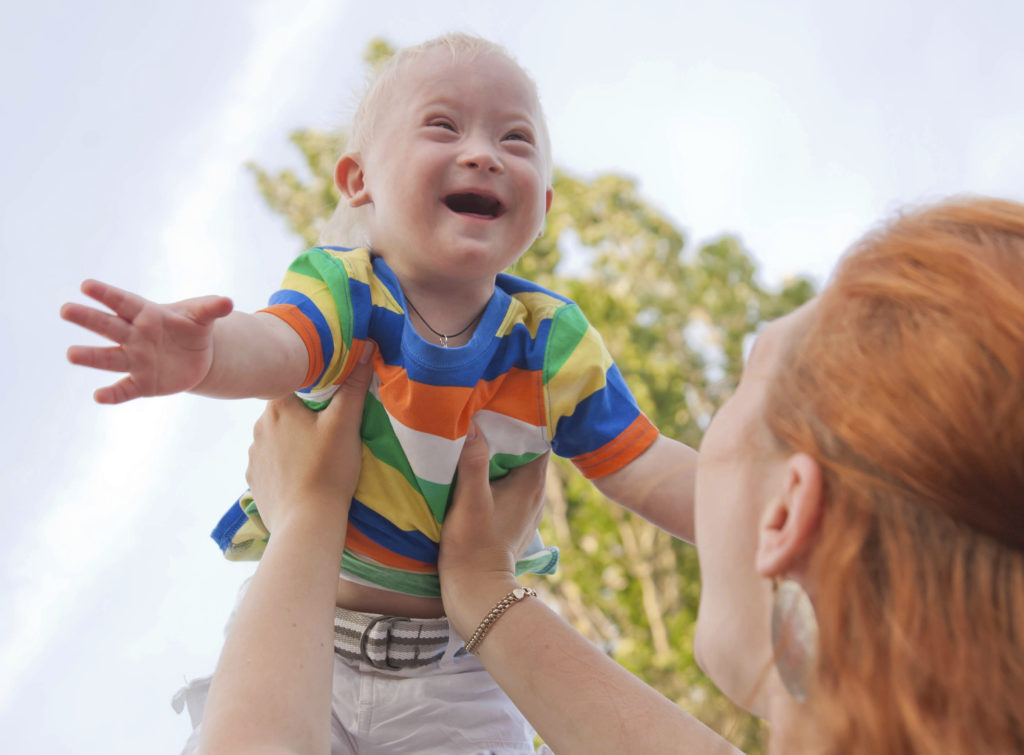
top-left (329, 338), bottom-right (368, 386)
top-left (376, 363), bottom-right (543, 437)
top-left (475, 368), bottom-right (544, 426)
top-left (572, 413), bottom-right (659, 479)
top-left (260, 303), bottom-right (324, 389)
top-left (345, 525), bottom-right (437, 574)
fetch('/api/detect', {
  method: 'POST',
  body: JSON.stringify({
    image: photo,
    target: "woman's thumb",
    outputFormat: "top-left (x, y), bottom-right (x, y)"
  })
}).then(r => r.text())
top-left (448, 421), bottom-right (493, 525)
top-left (343, 341), bottom-right (375, 392)
top-left (457, 420), bottom-right (491, 480)
top-left (323, 342), bottom-right (375, 423)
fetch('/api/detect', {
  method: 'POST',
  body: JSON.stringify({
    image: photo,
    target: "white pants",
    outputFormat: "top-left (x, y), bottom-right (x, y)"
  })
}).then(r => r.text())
top-left (173, 588), bottom-right (542, 754)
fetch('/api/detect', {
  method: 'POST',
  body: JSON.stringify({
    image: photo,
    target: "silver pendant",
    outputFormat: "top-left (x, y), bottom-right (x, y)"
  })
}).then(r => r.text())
top-left (771, 579), bottom-right (818, 702)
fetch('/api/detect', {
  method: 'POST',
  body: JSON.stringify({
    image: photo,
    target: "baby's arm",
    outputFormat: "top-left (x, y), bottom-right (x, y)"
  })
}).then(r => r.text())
top-left (592, 435), bottom-right (697, 543)
top-left (61, 279), bottom-right (307, 404)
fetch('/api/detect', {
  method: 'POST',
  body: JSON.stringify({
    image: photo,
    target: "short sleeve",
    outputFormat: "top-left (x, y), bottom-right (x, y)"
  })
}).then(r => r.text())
top-left (258, 247), bottom-right (368, 400)
top-left (544, 304), bottom-right (658, 479)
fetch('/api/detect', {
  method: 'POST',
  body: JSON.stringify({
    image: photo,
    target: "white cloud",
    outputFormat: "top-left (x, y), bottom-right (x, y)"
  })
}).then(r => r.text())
top-left (0, 402), bottom-right (172, 710)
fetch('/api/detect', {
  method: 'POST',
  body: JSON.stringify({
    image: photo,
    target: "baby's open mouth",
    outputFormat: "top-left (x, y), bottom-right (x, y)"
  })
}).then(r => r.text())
top-left (444, 192), bottom-right (504, 218)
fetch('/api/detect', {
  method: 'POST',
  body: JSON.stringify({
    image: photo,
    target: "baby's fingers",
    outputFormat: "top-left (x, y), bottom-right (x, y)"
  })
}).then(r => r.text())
top-left (79, 279), bottom-right (148, 321)
top-left (66, 344), bottom-right (130, 373)
top-left (93, 375), bottom-right (142, 405)
top-left (181, 294), bottom-right (234, 326)
top-left (60, 302), bottom-right (132, 344)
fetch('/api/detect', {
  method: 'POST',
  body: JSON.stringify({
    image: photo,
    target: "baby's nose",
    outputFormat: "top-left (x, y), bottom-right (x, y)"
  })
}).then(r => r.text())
top-left (458, 142), bottom-right (503, 173)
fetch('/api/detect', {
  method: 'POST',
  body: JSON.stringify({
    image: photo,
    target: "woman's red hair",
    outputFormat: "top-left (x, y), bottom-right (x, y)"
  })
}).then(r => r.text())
top-left (765, 198), bottom-right (1024, 753)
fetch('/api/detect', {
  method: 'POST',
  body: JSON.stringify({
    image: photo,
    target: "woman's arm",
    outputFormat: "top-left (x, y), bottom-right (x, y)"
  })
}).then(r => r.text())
top-left (197, 345), bottom-right (374, 755)
top-left (440, 429), bottom-right (740, 755)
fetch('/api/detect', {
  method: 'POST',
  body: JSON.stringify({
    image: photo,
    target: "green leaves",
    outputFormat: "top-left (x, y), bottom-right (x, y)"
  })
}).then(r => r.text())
top-left (246, 129), bottom-right (345, 249)
top-left (528, 173), bottom-right (810, 751)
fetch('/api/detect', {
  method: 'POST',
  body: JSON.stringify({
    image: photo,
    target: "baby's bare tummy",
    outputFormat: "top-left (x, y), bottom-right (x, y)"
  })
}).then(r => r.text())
top-left (335, 577), bottom-right (445, 619)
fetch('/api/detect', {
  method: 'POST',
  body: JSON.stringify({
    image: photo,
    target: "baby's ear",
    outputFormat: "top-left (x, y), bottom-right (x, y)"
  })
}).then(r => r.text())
top-left (335, 154), bottom-right (371, 207)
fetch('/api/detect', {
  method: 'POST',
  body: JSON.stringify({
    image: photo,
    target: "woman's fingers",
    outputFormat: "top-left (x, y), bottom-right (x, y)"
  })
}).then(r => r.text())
top-left (492, 452), bottom-right (549, 558)
top-left (320, 343), bottom-right (375, 430)
top-left (453, 423), bottom-right (494, 515)
top-left (243, 345), bottom-right (378, 533)
top-left (492, 452), bottom-right (548, 506)
top-left (442, 426), bottom-right (548, 583)
top-left (245, 399), bottom-right (281, 491)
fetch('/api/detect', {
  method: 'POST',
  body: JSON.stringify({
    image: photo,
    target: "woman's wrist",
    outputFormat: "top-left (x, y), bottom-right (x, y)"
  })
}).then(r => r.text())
top-left (441, 570), bottom-right (522, 639)
top-left (269, 503), bottom-right (348, 559)
top-left (259, 482), bottom-right (350, 530)
top-left (464, 585), bottom-right (538, 653)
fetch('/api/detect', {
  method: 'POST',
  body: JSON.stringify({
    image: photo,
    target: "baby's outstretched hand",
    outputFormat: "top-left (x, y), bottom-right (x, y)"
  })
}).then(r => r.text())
top-left (61, 279), bottom-right (233, 404)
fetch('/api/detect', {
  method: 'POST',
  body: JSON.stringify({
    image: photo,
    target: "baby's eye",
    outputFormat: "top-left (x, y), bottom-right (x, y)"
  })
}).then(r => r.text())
top-left (503, 130), bottom-right (533, 144)
top-left (428, 119), bottom-right (456, 132)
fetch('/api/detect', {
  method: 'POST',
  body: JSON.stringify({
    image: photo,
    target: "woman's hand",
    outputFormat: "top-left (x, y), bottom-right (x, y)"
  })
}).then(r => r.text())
top-left (244, 343), bottom-right (375, 535)
top-left (439, 422), bottom-right (548, 638)
top-left (437, 423), bottom-right (739, 755)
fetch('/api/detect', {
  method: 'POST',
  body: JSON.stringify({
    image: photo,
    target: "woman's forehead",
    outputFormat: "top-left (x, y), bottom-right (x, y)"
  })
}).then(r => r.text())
top-left (748, 299), bottom-right (818, 369)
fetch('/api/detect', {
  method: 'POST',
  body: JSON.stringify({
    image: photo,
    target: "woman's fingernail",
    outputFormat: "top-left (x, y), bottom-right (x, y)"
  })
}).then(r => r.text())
top-left (466, 420), bottom-right (477, 441)
top-left (358, 342), bottom-right (375, 363)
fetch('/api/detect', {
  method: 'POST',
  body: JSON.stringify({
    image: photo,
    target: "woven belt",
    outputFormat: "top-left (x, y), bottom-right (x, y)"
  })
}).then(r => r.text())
top-left (334, 607), bottom-right (451, 670)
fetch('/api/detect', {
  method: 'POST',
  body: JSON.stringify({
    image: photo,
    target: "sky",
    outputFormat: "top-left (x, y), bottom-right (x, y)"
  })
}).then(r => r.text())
top-left (3, 0), bottom-right (1022, 752)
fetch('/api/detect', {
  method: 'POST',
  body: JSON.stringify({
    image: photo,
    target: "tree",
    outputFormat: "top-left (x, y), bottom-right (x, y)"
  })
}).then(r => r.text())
top-left (249, 40), bottom-right (815, 754)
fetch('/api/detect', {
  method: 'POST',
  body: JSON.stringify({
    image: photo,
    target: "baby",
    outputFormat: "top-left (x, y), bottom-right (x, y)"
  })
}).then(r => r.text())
top-left (63, 33), bottom-right (697, 755)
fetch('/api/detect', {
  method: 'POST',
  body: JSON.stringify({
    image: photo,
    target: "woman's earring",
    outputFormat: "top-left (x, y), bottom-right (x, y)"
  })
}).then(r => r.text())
top-left (771, 579), bottom-right (819, 702)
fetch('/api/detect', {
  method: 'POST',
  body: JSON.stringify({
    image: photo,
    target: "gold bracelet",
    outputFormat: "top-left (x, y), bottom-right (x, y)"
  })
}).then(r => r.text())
top-left (464, 586), bottom-right (537, 654)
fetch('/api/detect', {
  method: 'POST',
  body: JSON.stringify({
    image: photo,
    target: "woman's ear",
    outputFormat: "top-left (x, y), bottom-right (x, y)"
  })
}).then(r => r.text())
top-left (755, 453), bottom-right (823, 578)
top-left (335, 154), bottom-right (372, 207)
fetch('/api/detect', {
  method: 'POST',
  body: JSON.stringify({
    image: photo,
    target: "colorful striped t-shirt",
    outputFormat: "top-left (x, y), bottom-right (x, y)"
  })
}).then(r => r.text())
top-left (211, 247), bottom-right (658, 597)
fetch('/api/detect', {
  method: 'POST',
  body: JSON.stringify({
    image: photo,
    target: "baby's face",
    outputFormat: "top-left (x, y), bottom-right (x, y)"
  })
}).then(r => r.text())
top-left (357, 48), bottom-right (552, 289)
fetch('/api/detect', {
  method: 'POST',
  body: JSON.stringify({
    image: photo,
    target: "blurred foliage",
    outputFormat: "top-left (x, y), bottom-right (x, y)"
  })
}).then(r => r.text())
top-left (249, 39), bottom-right (815, 755)
top-left (363, 38), bottom-right (397, 70)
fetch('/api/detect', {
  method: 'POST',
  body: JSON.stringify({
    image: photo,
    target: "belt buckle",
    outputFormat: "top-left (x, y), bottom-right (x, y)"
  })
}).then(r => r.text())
top-left (359, 615), bottom-right (411, 670)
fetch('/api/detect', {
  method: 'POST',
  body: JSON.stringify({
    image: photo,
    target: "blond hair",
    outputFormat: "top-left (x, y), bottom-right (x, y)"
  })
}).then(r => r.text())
top-left (320, 33), bottom-right (552, 248)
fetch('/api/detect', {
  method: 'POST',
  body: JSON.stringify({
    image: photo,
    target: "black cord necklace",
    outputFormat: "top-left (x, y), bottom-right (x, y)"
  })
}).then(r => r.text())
top-left (404, 296), bottom-right (485, 348)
